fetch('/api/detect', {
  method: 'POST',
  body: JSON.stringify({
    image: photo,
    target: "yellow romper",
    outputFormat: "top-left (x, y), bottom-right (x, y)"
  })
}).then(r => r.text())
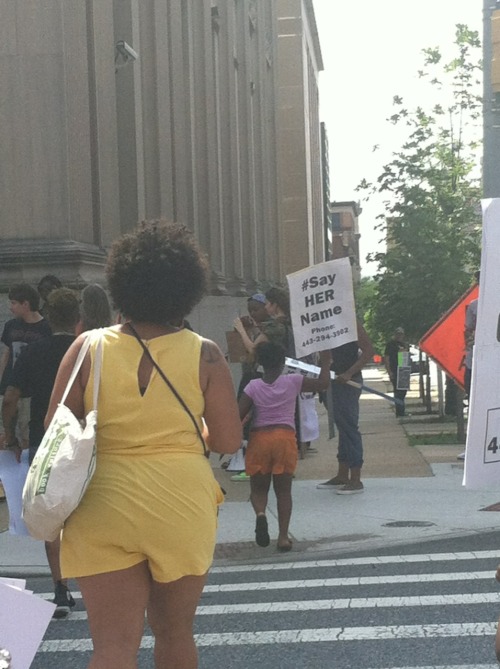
top-left (60, 326), bottom-right (224, 583)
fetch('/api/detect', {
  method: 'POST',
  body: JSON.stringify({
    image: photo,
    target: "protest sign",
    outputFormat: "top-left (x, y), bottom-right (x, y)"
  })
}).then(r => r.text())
top-left (287, 258), bottom-right (357, 358)
top-left (0, 578), bottom-right (55, 668)
top-left (464, 199), bottom-right (500, 489)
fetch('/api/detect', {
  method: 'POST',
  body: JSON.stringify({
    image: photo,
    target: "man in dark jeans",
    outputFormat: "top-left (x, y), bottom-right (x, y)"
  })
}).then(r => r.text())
top-left (384, 327), bottom-right (410, 417)
top-left (317, 321), bottom-right (374, 495)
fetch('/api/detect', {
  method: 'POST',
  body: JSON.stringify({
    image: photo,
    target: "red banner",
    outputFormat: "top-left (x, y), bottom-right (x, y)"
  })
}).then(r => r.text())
top-left (419, 284), bottom-right (479, 389)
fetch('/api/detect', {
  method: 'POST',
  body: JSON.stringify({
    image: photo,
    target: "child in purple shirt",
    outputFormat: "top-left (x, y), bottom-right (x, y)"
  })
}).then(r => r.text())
top-left (239, 341), bottom-right (331, 551)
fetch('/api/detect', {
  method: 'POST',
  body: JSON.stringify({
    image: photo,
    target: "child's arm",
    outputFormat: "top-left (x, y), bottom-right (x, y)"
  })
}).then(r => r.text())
top-left (238, 392), bottom-right (254, 423)
top-left (301, 350), bottom-right (332, 393)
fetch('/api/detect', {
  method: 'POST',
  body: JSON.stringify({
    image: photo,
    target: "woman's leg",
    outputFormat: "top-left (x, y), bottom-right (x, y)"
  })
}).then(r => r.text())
top-left (78, 561), bottom-right (151, 669)
top-left (250, 473), bottom-right (272, 546)
top-left (147, 574), bottom-right (207, 669)
top-left (273, 473), bottom-right (293, 549)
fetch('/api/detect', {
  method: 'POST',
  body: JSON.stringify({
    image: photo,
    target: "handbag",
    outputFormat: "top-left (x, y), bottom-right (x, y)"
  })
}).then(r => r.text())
top-left (22, 330), bottom-right (103, 542)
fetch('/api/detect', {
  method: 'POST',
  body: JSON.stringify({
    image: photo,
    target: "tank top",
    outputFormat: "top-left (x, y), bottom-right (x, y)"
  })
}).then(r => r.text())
top-left (84, 326), bottom-right (205, 456)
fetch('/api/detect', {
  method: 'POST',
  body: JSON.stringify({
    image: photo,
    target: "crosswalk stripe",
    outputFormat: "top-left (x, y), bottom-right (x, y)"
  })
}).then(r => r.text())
top-left (203, 570), bottom-right (495, 592)
top-left (39, 622), bottom-right (497, 652)
top-left (62, 591), bottom-right (500, 621)
top-left (211, 550), bottom-right (500, 574)
top-left (38, 569), bottom-right (497, 600)
top-left (364, 666), bottom-right (499, 669)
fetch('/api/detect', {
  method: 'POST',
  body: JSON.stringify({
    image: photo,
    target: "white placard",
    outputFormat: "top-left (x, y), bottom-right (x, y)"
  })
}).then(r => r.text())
top-left (0, 580), bottom-right (55, 668)
top-left (0, 576), bottom-right (27, 590)
top-left (287, 258), bottom-right (357, 358)
top-left (464, 198), bottom-right (500, 488)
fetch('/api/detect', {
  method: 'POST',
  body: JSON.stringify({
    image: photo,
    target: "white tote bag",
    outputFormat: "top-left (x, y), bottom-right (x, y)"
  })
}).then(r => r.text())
top-left (22, 330), bottom-right (103, 542)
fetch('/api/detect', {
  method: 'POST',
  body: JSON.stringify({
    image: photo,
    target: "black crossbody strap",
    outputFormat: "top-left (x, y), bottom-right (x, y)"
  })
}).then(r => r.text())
top-left (127, 322), bottom-right (208, 457)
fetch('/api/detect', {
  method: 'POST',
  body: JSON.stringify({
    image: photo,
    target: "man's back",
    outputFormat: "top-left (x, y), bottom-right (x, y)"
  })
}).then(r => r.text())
top-left (11, 334), bottom-right (75, 428)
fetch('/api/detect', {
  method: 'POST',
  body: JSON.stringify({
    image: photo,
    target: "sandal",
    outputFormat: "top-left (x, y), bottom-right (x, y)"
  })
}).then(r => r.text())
top-left (255, 515), bottom-right (270, 547)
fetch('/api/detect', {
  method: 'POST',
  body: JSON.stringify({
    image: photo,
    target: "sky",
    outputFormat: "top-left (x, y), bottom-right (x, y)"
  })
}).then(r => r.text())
top-left (312, 0), bottom-right (482, 276)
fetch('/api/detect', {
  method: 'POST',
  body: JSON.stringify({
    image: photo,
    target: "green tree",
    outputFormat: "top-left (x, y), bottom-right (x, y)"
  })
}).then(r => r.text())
top-left (354, 276), bottom-right (384, 352)
top-left (359, 25), bottom-right (482, 345)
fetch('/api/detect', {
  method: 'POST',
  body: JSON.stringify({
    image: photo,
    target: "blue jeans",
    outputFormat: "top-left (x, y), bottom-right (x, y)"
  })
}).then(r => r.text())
top-left (331, 375), bottom-right (363, 469)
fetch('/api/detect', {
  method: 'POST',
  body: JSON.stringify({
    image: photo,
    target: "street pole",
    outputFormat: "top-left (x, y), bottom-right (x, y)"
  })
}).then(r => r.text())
top-left (483, 0), bottom-right (500, 197)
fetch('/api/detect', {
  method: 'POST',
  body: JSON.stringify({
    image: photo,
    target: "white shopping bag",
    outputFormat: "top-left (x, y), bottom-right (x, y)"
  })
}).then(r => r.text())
top-left (226, 441), bottom-right (247, 471)
top-left (298, 394), bottom-right (320, 442)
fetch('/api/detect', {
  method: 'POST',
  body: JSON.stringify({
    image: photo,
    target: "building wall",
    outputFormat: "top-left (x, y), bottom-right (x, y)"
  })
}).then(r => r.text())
top-left (275, 0), bottom-right (325, 276)
top-left (0, 0), bottom-right (325, 350)
top-left (329, 201), bottom-right (361, 284)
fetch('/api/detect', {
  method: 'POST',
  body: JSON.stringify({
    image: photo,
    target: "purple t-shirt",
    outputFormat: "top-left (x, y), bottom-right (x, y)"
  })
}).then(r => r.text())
top-left (243, 374), bottom-right (303, 429)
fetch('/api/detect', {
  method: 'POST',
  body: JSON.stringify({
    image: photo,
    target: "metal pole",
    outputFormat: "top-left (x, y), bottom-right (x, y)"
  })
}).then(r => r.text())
top-left (483, 0), bottom-right (500, 197)
top-left (437, 366), bottom-right (444, 417)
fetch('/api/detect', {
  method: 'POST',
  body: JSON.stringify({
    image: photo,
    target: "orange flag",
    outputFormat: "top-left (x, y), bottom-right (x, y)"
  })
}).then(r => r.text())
top-left (419, 284), bottom-right (479, 389)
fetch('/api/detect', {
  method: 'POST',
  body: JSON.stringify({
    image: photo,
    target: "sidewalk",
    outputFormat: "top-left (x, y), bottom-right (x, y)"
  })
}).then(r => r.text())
top-left (2, 368), bottom-right (500, 575)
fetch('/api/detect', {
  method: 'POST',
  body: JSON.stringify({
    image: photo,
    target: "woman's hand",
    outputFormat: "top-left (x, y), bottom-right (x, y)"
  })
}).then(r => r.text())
top-left (233, 317), bottom-right (245, 335)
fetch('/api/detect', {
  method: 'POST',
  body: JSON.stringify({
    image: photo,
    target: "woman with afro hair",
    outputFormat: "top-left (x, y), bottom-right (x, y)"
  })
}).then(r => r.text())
top-left (46, 221), bottom-right (241, 669)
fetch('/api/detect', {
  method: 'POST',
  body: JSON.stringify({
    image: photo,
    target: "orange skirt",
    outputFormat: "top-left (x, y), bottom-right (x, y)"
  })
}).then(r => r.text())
top-left (245, 428), bottom-right (298, 476)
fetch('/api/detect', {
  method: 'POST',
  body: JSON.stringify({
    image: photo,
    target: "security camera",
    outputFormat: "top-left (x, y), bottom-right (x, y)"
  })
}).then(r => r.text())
top-left (115, 40), bottom-right (138, 69)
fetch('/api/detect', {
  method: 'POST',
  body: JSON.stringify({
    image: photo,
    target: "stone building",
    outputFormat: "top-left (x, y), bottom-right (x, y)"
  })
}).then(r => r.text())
top-left (0, 0), bottom-right (324, 344)
top-left (329, 201), bottom-right (361, 284)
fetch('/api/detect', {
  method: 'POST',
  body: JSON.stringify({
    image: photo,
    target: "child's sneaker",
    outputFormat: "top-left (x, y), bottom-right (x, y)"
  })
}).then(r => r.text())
top-left (230, 472), bottom-right (250, 482)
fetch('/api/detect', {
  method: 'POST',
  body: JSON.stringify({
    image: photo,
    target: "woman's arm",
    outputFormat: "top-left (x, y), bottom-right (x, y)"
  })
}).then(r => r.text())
top-left (301, 350), bottom-right (332, 392)
top-left (233, 317), bottom-right (268, 354)
top-left (238, 392), bottom-right (253, 423)
top-left (44, 334), bottom-right (90, 428)
top-left (200, 339), bottom-right (242, 454)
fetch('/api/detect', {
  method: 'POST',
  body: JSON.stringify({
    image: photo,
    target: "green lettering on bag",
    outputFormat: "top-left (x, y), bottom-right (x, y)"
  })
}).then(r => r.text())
top-left (35, 421), bottom-right (71, 496)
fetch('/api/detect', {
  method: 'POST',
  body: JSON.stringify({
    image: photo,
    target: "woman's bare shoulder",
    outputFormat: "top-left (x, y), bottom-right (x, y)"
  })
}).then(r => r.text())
top-left (200, 338), bottom-right (224, 364)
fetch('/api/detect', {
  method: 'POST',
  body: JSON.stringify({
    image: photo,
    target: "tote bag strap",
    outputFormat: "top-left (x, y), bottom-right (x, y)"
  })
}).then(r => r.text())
top-left (60, 329), bottom-right (103, 410)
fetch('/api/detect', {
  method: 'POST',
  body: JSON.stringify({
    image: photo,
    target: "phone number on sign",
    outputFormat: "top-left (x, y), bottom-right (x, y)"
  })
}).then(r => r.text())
top-left (301, 328), bottom-right (348, 347)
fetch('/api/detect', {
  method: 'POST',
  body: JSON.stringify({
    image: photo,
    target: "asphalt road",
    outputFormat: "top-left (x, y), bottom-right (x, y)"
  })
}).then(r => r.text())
top-left (28, 531), bottom-right (500, 669)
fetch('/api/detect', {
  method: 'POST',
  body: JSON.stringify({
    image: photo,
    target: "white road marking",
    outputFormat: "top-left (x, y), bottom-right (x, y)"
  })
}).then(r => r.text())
top-left (39, 622), bottom-right (497, 652)
top-left (211, 550), bottom-right (500, 574)
top-left (203, 571), bottom-right (495, 593)
top-left (38, 569), bottom-right (497, 600)
top-left (62, 591), bottom-right (500, 621)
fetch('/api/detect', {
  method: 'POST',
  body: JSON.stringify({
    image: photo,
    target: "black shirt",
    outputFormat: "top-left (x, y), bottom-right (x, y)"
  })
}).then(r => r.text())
top-left (384, 339), bottom-right (409, 376)
top-left (330, 340), bottom-right (360, 375)
top-left (10, 334), bottom-right (75, 428)
top-left (0, 318), bottom-right (52, 393)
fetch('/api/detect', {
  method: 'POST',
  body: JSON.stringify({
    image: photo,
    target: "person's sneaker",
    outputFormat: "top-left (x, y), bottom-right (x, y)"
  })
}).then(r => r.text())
top-left (52, 582), bottom-right (76, 619)
top-left (230, 472), bottom-right (250, 482)
top-left (336, 482), bottom-right (364, 495)
top-left (316, 477), bottom-right (348, 489)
